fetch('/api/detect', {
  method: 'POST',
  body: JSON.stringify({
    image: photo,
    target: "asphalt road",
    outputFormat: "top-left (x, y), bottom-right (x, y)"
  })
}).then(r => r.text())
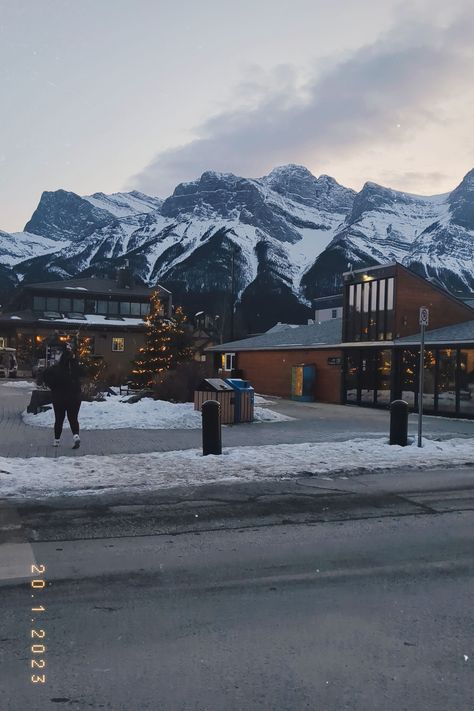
top-left (1, 469), bottom-right (473, 710)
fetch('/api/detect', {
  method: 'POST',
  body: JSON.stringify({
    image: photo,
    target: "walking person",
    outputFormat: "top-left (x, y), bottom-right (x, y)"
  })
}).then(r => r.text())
top-left (42, 344), bottom-right (85, 449)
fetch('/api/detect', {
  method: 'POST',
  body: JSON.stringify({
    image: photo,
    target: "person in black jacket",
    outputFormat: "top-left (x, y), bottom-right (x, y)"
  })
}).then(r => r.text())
top-left (42, 344), bottom-right (85, 449)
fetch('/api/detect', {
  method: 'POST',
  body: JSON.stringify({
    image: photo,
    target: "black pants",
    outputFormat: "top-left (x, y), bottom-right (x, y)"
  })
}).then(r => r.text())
top-left (52, 395), bottom-right (81, 439)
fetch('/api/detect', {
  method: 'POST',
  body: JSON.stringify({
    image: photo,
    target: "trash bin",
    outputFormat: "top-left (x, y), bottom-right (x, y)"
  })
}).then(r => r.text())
top-left (225, 378), bottom-right (255, 423)
top-left (194, 378), bottom-right (236, 424)
top-left (291, 364), bottom-right (316, 402)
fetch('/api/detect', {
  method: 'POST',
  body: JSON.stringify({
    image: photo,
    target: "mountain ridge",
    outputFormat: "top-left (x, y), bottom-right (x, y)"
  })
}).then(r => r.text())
top-left (1, 165), bottom-right (474, 335)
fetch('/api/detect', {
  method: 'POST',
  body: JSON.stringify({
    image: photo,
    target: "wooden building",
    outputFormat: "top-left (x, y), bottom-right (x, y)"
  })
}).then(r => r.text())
top-left (0, 270), bottom-right (172, 382)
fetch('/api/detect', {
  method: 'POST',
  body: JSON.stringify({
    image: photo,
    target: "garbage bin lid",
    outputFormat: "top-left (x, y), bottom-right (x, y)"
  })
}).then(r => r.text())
top-left (225, 378), bottom-right (254, 391)
top-left (197, 378), bottom-right (234, 391)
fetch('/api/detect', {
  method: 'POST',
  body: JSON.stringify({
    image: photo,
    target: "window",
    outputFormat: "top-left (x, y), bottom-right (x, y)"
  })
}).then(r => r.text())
top-left (331, 309), bottom-right (338, 319)
top-left (120, 302), bottom-right (131, 316)
top-left (59, 297), bottom-right (71, 312)
top-left (0, 337), bottom-right (5, 348)
top-left (224, 353), bottom-right (235, 371)
top-left (97, 300), bottom-right (108, 315)
top-left (46, 297), bottom-right (59, 311)
top-left (140, 303), bottom-right (150, 316)
top-left (130, 302), bottom-right (141, 316)
top-left (33, 296), bottom-right (46, 311)
top-left (72, 298), bottom-right (85, 313)
top-left (108, 301), bottom-right (119, 315)
top-left (112, 337), bottom-right (125, 352)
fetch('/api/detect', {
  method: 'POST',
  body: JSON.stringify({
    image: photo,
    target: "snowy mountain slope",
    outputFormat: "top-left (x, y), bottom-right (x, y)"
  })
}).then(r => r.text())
top-left (84, 190), bottom-right (163, 218)
top-left (2, 165), bottom-right (474, 333)
top-left (0, 230), bottom-right (70, 267)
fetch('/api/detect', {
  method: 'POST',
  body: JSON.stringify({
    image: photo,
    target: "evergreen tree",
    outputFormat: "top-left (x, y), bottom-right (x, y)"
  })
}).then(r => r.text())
top-left (130, 291), bottom-right (193, 388)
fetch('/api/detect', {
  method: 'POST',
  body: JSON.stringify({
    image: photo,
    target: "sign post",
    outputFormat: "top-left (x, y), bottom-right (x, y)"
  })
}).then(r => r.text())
top-left (418, 307), bottom-right (429, 447)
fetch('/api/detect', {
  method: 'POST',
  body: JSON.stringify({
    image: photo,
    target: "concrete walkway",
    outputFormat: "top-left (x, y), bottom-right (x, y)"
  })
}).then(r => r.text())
top-left (1, 382), bottom-right (474, 459)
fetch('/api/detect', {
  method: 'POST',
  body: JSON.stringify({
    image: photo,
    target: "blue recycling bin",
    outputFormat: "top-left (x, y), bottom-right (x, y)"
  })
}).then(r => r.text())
top-left (225, 378), bottom-right (255, 423)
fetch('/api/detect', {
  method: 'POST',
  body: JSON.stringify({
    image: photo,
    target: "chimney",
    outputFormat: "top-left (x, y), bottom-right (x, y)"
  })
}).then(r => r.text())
top-left (116, 261), bottom-right (133, 289)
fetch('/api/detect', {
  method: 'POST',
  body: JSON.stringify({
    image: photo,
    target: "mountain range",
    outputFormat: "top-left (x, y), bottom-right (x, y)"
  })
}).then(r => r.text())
top-left (1, 164), bottom-right (474, 335)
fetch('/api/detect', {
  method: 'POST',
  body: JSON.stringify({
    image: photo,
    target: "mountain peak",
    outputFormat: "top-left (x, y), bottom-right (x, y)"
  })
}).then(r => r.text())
top-left (261, 164), bottom-right (354, 212)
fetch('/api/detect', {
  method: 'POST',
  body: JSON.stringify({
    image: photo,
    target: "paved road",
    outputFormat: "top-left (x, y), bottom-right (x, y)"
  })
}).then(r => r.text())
top-left (1, 472), bottom-right (473, 710)
top-left (2, 383), bottom-right (474, 458)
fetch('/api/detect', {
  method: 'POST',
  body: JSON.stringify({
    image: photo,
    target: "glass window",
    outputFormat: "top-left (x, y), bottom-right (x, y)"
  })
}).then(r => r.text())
top-left (33, 296), bottom-right (46, 311)
top-left (344, 352), bottom-right (359, 403)
top-left (437, 348), bottom-right (457, 413)
top-left (385, 277), bottom-right (394, 340)
top-left (130, 302), bottom-right (141, 316)
top-left (360, 351), bottom-right (376, 404)
top-left (140, 303), bottom-right (150, 316)
top-left (59, 298), bottom-right (71, 312)
top-left (331, 309), bottom-right (338, 319)
top-left (376, 349), bottom-right (392, 405)
top-left (400, 349), bottom-right (417, 408)
top-left (97, 300), bottom-right (108, 314)
top-left (46, 297), bottom-right (59, 311)
top-left (459, 350), bottom-right (474, 417)
top-left (108, 301), bottom-right (119, 315)
top-left (354, 283), bottom-right (362, 341)
top-left (224, 353), bottom-right (235, 371)
top-left (0, 337), bottom-right (5, 348)
top-left (72, 299), bottom-right (85, 313)
top-left (85, 299), bottom-right (96, 314)
top-left (120, 302), bottom-right (131, 315)
top-left (361, 282), bottom-right (370, 340)
top-left (112, 337), bottom-right (125, 352)
top-left (368, 280), bottom-right (378, 340)
top-left (422, 348), bottom-right (436, 413)
top-left (377, 279), bottom-right (386, 340)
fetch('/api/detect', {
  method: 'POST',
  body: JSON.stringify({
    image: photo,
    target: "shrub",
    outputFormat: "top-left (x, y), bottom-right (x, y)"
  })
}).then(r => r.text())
top-left (152, 361), bottom-right (211, 402)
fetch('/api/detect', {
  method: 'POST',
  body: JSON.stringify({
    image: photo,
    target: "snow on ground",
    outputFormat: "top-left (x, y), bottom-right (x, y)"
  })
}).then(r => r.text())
top-left (22, 397), bottom-right (292, 430)
top-left (1, 437), bottom-right (473, 500)
top-left (0, 380), bottom-right (36, 389)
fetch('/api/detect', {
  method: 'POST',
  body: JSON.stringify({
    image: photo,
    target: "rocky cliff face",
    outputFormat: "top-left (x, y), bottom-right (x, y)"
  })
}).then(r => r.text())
top-left (1, 165), bottom-right (474, 333)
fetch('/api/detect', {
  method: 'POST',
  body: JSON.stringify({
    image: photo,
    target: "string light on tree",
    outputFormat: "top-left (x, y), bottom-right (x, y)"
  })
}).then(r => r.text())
top-left (130, 291), bottom-right (193, 388)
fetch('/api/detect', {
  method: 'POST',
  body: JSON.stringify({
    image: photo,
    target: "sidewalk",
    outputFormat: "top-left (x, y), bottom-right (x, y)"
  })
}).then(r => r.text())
top-left (2, 383), bottom-right (474, 459)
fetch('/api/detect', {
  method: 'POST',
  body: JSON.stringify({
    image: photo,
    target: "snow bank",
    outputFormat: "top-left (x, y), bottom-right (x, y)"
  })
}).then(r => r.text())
top-left (22, 397), bottom-right (291, 430)
top-left (1, 437), bottom-right (473, 500)
top-left (0, 380), bottom-right (36, 389)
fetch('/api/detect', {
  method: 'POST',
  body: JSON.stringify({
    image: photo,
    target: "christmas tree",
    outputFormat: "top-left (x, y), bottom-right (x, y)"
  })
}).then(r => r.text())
top-left (130, 291), bottom-right (193, 388)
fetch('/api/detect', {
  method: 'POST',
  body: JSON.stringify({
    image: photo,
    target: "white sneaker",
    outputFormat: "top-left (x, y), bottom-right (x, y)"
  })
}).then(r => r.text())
top-left (53, 439), bottom-right (60, 447)
top-left (72, 434), bottom-right (80, 450)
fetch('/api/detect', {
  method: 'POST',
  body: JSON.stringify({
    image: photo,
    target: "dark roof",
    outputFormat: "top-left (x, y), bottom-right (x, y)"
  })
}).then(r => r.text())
top-left (22, 277), bottom-right (170, 298)
top-left (0, 309), bottom-right (146, 330)
top-left (313, 294), bottom-right (343, 309)
top-left (208, 319), bottom-right (342, 351)
top-left (396, 319), bottom-right (474, 345)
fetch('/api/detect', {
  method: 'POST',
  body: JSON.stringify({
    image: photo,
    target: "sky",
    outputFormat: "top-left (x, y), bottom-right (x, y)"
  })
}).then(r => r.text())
top-left (1, 0), bottom-right (473, 232)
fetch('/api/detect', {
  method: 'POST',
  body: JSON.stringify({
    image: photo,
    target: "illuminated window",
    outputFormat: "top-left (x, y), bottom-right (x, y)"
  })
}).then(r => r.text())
top-left (224, 353), bottom-right (235, 371)
top-left (112, 337), bottom-right (125, 352)
top-left (0, 337), bottom-right (5, 348)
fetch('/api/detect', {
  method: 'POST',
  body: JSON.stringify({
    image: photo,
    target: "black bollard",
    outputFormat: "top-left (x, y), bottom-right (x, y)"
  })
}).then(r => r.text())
top-left (202, 400), bottom-right (222, 455)
top-left (389, 400), bottom-right (408, 446)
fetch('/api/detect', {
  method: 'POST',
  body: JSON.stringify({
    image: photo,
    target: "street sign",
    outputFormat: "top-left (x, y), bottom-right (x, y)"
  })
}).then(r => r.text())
top-left (419, 307), bottom-right (429, 327)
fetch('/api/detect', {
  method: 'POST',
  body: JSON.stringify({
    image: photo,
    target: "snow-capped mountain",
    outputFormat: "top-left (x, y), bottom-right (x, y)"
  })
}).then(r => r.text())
top-left (1, 165), bottom-right (474, 334)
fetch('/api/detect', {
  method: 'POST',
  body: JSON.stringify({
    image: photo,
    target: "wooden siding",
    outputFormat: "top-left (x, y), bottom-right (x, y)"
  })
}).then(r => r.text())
top-left (194, 390), bottom-right (236, 424)
top-left (236, 349), bottom-right (343, 402)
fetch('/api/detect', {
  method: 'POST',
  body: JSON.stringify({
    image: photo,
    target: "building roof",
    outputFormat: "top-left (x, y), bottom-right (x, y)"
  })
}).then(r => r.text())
top-left (313, 294), bottom-right (343, 309)
top-left (0, 309), bottom-right (147, 329)
top-left (209, 319), bottom-right (342, 351)
top-left (22, 277), bottom-right (170, 298)
top-left (396, 319), bottom-right (474, 345)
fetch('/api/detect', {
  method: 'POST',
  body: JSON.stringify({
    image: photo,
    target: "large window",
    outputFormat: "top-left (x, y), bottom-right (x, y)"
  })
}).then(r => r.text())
top-left (344, 276), bottom-right (395, 342)
top-left (459, 350), bottom-right (474, 417)
top-left (437, 348), bottom-right (456, 413)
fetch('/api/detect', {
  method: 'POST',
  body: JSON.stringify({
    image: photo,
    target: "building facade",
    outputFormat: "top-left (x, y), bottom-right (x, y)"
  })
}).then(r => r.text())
top-left (210, 263), bottom-right (474, 418)
top-left (0, 271), bottom-right (172, 381)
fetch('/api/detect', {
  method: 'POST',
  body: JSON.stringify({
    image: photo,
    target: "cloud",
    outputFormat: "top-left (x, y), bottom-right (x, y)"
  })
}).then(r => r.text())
top-left (129, 5), bottom-right (474, 197)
